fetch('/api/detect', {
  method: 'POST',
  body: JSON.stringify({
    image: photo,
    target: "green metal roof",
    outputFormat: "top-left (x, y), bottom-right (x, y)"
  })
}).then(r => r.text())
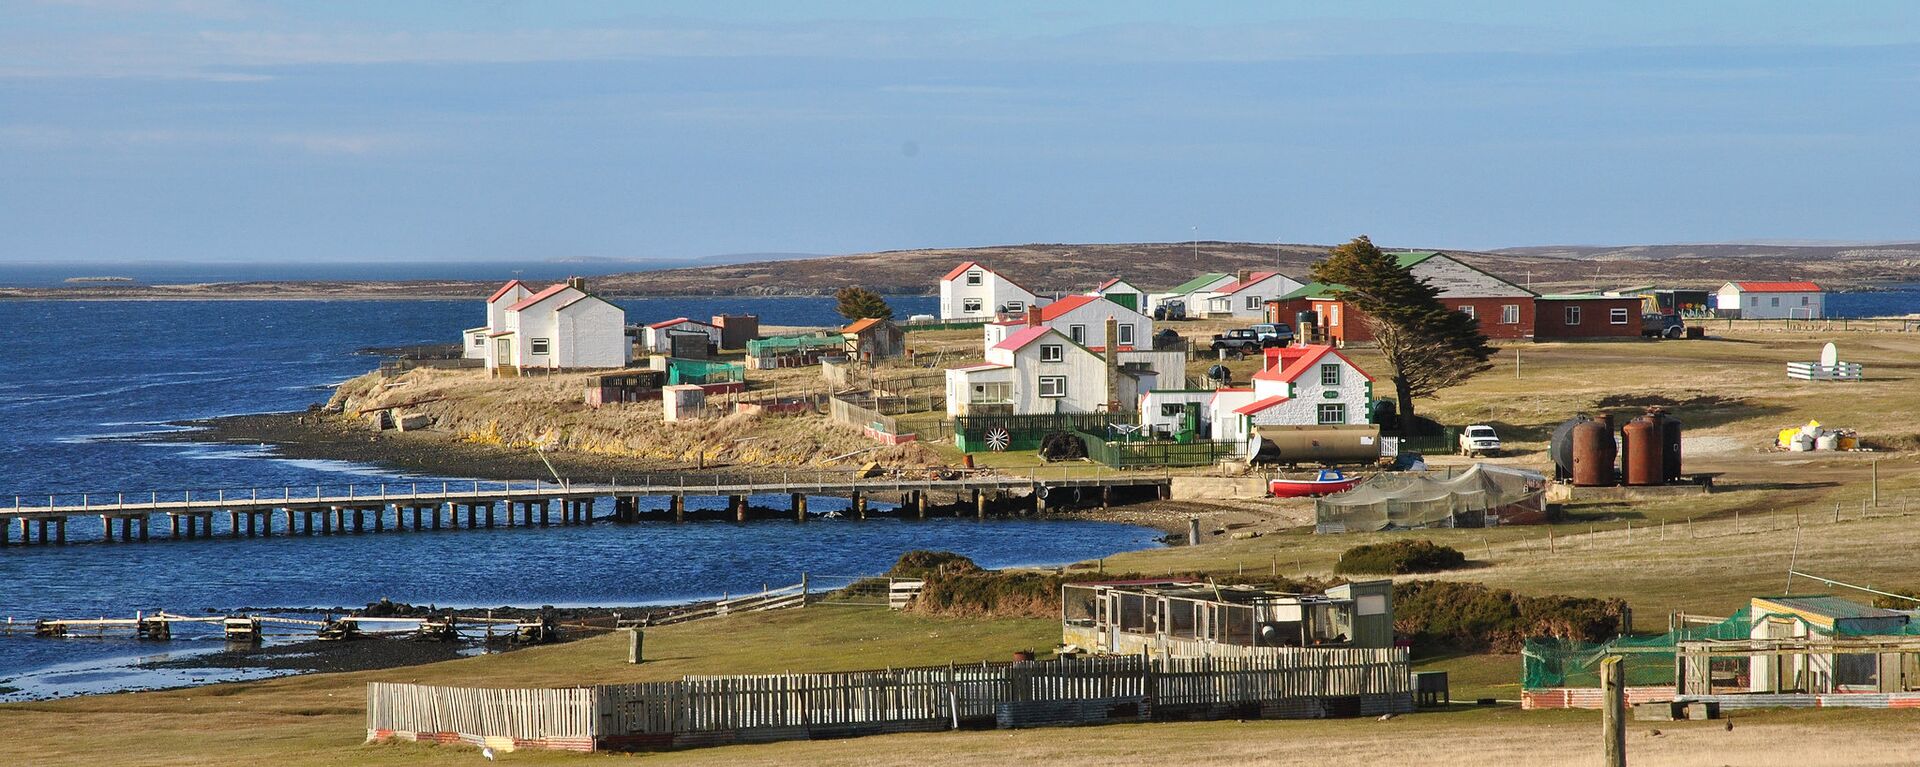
top-left (1391, 251), bottom-right (1443, 268)
top-left (1278, 281), bottom-right (1343, 300)
top-left (1167, 272), bottom-right (1230, 294)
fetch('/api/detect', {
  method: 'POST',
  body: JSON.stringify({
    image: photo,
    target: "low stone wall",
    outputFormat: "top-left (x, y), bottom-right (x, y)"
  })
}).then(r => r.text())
top-left (1168, 476), bottom-right (1268, 501)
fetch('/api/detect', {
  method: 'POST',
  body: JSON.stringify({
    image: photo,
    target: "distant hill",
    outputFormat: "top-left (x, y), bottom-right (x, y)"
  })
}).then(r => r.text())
top-left (4, 241), bottom-right (1916, 300)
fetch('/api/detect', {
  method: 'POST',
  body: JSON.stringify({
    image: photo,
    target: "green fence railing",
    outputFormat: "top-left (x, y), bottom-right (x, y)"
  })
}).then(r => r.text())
top-left (1073, 430), bottom-right (1237, 468)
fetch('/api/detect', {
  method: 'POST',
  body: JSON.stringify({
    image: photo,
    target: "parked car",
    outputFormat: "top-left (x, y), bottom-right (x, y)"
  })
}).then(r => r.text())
top-left (1249, 322), bottom-right (1295, 347)
top-left (1153, 300), bottom-right (1187, 321)
top-left (1209, 328), bottom-right (1265, 355)
top-left (1459, 424), bottom-right (1502, 456)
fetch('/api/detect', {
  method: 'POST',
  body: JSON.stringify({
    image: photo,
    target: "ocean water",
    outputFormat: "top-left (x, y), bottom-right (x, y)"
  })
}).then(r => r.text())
top-left (0, 296), bottom-right (1156, 690)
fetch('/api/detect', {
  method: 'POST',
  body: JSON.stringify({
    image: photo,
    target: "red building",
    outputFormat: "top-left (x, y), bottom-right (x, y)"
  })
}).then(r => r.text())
top-left (1267, 252), bottom-right (1638, 344)
top-left (1531, 295), bottom-right (1642, 340)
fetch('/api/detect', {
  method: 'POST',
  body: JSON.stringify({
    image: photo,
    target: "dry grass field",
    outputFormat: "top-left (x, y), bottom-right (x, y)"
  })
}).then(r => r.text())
top-left (10, 323), bottom-right (1920, 764)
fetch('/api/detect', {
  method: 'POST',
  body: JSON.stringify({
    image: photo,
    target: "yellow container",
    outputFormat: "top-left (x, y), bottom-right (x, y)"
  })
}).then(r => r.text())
top-left (1838, 435), bottom-right (1859, 451)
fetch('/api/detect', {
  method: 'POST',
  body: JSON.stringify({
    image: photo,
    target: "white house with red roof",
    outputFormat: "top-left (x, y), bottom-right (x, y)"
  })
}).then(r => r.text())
top-left (463, 280), bottom-right (533, 359)
top-left (939, 261), bottom-right (1041, 321)
top-left (473, 278), bottom-right (627, 374)
top-left (984, 295), bottom-right (1154, 350)
top-left (945, 325), bottom-right (1156, 417)
top-left (1206, 344), bottom-right (1373, 450)
top-left (641, 317), bottom-right (722, 354)
top-left (1715, 281), bottom-right (1825, 319)
top-left (1195, 269), bottom-right (1303, 319)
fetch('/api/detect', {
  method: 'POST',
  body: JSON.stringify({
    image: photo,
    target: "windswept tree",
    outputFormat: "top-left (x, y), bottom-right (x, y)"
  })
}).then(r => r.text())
top-left (1310, 236), bottom-right (1494, 437)
top-left (834, 285), bottom-right (894, 321)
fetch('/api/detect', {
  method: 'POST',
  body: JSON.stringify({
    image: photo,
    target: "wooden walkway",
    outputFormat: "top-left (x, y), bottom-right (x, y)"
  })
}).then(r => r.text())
top-left (0, 473), bottom-right (1170, 546)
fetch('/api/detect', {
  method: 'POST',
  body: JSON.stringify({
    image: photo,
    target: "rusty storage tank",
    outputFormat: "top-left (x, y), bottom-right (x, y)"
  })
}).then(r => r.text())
top-left (1548, 416), bottom-right (1586, 480)
top-left (1621, 415), bottom-right (1665, 486)
top-left (1572, 418), bottom-right (1617, 486)
top-left (1661, 414), bottom-right (1683, 482)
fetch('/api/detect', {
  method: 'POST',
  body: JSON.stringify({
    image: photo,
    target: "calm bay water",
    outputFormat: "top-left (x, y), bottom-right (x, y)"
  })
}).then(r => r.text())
top-left (0, 295), bottom-right (1158, 691)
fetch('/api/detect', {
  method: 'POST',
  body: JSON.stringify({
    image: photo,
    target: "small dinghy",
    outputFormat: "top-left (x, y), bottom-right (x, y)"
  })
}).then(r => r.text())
top-left (1268, 469), bottom-right (1361, 498)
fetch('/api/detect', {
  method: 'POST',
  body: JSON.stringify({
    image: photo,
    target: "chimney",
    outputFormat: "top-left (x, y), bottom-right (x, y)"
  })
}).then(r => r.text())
top-left (567, 276), bottom-right (587, 292)
top-left (1026, 305), bottom-right (1042, 328)
top-left (1236, 269), bottom-right (1253, 286)
top-left (1105, 315), bottom-right (1124, 412)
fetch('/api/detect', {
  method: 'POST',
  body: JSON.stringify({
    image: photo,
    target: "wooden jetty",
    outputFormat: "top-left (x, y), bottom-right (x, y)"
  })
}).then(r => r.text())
top-left (0, 472), bottom-right (1170, 548)
top-left (2, 610), bottom-right (553, 644)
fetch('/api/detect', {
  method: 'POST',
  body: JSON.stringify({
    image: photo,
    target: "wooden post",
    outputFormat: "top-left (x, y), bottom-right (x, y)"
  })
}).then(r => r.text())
top-left (732, 495), bottom-right (747, 522)
top-left (1187, 516), bottom-right (1201, 546)
top-left (792, 493), bottom-right (808, 522)
top-left (1873, 459), bottom-right (1880, 507)
top-left (852, 491), bottom-right (866, 520)
top-left (137, 515), bottom-right (148, 541)
top-left (915, 490), bottom-right (928, 519)
top-left (627, 628), bottom-right (644, 664)
top-left (974, 489), bottom-right (986, 519)
top-left (1601, 655), bottom-right (1626, 767)
top-left (671, 494), bottom-right (685, 523)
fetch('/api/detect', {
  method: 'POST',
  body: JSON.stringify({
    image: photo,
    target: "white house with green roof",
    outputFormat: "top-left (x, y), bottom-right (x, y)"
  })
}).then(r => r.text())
top-left (1147, 272), bottom-right (1235, 317)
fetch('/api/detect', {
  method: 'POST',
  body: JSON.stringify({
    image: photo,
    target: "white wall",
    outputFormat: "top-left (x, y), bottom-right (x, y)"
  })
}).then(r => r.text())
top-left (462, 327), bottom-right (488, 359)
top-left (1045, 300), bottom-right (1154, 349)
top-left (557, 298), bottom-right (628, 368)
top-left (1201, 275), bottom-right (1304, 319)
top-left (1722, 289), bottom-right (1825, 319)
top-left (1140, 390), bottom-right (1214, 438)
top-left (1208, 389), bottom-right (1259, 446)
top-left (940, 266), bottom-right (1037, 320)
top-left (1248, 356), bottom-right (1372, 426)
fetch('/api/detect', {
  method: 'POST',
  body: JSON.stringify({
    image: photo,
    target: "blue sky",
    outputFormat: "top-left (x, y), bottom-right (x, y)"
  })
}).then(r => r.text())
top-left (2, 1), bottom-right (1918, 263)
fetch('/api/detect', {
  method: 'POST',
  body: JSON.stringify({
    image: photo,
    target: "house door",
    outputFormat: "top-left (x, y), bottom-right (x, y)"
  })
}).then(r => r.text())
top-left (495, 338), bottom-right (512, 366)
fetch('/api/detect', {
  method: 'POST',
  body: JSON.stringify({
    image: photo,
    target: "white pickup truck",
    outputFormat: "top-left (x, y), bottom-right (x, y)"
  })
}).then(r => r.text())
top-left (1459, 424), bottom-right (1502, 457)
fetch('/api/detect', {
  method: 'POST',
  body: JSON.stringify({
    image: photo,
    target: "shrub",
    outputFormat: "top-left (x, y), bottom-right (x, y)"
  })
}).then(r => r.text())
top-left (912, 571), bottom-right (1064, 618)
top-left (1334, 540), bottom-right (1467, 575)
top-left (1872, 588), bottom-right (1920, 610)
top-left (1393, 580), bottom-right (1628, 652)
top-left (887, 550), bottom-right (984, 580)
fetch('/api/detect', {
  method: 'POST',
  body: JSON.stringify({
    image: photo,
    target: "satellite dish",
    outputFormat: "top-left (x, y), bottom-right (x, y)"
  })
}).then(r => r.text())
top-left (1820, 342), bottom-right (1838, 367)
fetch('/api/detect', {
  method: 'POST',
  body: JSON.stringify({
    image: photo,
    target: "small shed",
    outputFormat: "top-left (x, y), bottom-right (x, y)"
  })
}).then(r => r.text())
top-left (712, 314), bottom-right (760, 350)
top-left (1715, 281), bottom-right (1825, 319)
top-left (584, 369), bottom-right (665, 407)
top-left (662, 384), bottom-right (708, 422)
top-left (842, 318), bottom-right (905, 361)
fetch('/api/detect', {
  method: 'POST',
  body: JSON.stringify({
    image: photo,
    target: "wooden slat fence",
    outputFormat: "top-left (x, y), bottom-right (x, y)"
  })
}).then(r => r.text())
top-left (368, 649), bottom-right (1411, 753)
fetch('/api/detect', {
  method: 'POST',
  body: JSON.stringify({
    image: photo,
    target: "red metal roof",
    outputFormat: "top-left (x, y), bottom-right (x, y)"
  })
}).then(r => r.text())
top-left (842, 317), bottom-right (884, 334)
top-left (992, 325), bottom-right (1059, 352)
top-left (942, 261), bottom-right (982, 281)
top-left (1096, 277), bottom-right (1130, 291)
top-left (1252, 344), bottom-right (1375, 384)
top-left (505, 283), bottom-right (573, 312)
top-left (1234, 395), bottom-right (1290, 415)
top-left (647, 317), bottom-right (716, 329)
top-left (1216, 272), bottom-right (1281, 295)
top-left (1732, 281), bottom-right (1823, 293)
top-left (487, 279), bottom-right (527, 303)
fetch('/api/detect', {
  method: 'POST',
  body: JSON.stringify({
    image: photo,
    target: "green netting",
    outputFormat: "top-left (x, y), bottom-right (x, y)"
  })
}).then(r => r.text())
top-left (666, 359), bottom-right (744, 385)
top-left (1523, 608), bottom-right (1761, 689)
top-left (746, 333), bottom-right (842, 356)
top-left (1524, 602), bottom-right (1920, 689)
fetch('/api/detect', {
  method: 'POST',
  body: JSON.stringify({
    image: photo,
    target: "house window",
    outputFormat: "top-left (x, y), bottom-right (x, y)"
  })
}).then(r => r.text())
top-left (1005, 300), bottom-right (1025, 313)
top-left (1750, 296), bottom-right (1759, 307)
top-left (1501, 304), bottom-right (1520, 324)
top-left (1609, 308), bottom-right (1629, 324)
top-left (966, 271), bottom-right (982, 286)
top-left (1245, 295), bottom-right (1261, 310)
top-left (530, 338), bottom-right (551, 355)
top-left (1564, 306), bottom-right (1582, 325)
top-left (1801, 296), bottom-right (1810, 306)
top-left (1040, 344), bottom-right (1064, 362)
top-left (1320, 364), bottom-right (1341, 386)
top-left (1038, 376), bottom-right (1067, 398)
top-left (471, 336), bottom-right (484, 347)
top-left (1770, 296), bottom-right (1780, 307)
top-left (1117, 324), bottom-right (1135, 345)
top-left (1459, 305), bottom-right (1476, 320)
top-left (963, 298), bottom-right (983, 313)
top-left (1329, 305), bottom-right (1340, 326)
top-left (1069, 324), bottom-right (1086, 344)
top-left (1317, 403), bottom-right (1347, 424)
top-left (1161, 403), bottom-right (1185, 418)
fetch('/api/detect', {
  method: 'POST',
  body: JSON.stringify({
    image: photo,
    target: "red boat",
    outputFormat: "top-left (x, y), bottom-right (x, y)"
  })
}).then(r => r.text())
top-left (1268, 469), bottom-right (1362, 498)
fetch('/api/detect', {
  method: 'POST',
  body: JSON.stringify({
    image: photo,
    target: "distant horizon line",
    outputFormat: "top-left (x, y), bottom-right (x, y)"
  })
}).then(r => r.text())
top-left (6, 238), bottom-right (1920, 267)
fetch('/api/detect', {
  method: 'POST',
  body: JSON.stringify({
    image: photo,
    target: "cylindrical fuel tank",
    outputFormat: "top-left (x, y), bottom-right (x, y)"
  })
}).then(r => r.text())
top-left (1572, 419), bottom-right (1617, 486)
top-left (1549, 416), bottom-right (1585, 480)
top-left (1661, 415), bottom-right (1683, 481)
top-left (1622, 416), bottom-right (1664, 486)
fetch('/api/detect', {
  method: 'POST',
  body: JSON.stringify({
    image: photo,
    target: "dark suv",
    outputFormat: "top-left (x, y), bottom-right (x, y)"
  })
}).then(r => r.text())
top-left (1249, 322), bottom-right (1295, 347)
top-left (1209, 328), bottom-right (1265, 354)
